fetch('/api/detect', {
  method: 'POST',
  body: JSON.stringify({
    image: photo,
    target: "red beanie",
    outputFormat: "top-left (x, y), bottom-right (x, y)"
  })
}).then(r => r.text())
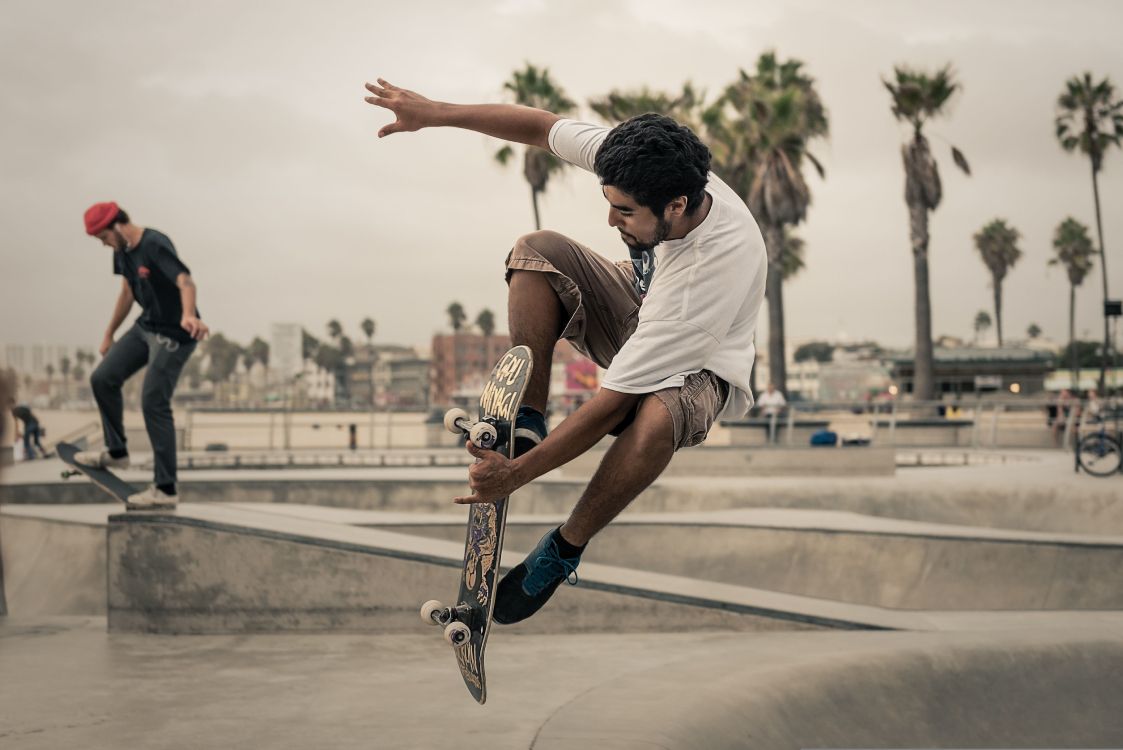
top-left (84, 201), bottom-right (120, 235)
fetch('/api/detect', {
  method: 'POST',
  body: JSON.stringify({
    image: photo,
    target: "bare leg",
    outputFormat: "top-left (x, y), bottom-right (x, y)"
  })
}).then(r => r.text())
top-left (560, 395), bottom-right (675, 546)
top-left (508, 269), bottom-right (566, 414)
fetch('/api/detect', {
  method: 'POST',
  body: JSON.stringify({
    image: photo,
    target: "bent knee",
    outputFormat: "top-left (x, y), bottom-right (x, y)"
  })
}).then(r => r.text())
top-left (509, 230), bottom-right (578, 269)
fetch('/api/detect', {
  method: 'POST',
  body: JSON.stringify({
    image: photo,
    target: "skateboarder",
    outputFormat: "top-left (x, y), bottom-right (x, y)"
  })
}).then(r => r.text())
top-left (366, 80), bottom-right (767, 624)
top-left (75, 202), bottom-right (208, 508)
top-left (9, 401), bottom-right (48, 459)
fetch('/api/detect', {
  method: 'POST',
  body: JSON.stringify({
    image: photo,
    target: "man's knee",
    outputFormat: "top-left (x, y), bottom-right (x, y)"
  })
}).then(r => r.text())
top-left (621, 395), bottom-right (676, 454)
top-left (510, 230), bottom-right (576, 271)
top-left (90, 366), bottom-right (118, 394)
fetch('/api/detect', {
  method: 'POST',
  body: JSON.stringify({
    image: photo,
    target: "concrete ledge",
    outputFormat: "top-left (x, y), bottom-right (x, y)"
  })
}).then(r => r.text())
top-left (533, 631), bottom-right (1123, 749)
top-left (721, 418), bottom-right (831, 447)
top-left (106, 505), bottom-right (893, 634)
top-left (562, 446), bottom-right (896, 477)
top-left (363, 515), bottom-right (1123, 611)
top-left (871, 418), bottom-right (974, 447)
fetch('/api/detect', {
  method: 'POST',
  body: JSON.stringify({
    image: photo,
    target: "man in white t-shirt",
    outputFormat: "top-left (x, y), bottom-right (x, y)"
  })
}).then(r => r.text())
top-left (757, 383), bottom-right (787, 417)
top-left (365, 79), bottom-right (767, 624)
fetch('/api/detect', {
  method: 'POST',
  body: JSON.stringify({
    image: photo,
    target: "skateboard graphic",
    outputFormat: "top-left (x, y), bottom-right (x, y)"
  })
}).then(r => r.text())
top-left (420, 345), bottom-right (533, 704)
top-left (58, 441), bottom-right (152, 507)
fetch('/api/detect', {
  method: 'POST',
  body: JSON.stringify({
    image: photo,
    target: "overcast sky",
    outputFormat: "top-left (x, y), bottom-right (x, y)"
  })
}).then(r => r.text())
top-left (2, 0), bottom-right (1121, 354)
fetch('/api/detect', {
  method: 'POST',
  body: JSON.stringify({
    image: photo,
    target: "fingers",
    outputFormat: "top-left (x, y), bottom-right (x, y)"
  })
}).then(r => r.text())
top-left (465, 441), bottom-right (485, 457)
top-left (453, 492), bottom-right (485, 505)
top-left (377, 122), bottom-right (404, 138)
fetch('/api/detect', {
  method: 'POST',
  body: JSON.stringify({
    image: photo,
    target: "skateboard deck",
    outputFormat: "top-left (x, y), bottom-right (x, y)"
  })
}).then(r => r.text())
top-left (58, 441), bottom-right (139, 505)
top-left (420, 345), bottom-right (533, 704)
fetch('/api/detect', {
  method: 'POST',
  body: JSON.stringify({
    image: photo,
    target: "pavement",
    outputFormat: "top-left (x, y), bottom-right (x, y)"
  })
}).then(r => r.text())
top-left (2, 448), bottom-right (1122, 748)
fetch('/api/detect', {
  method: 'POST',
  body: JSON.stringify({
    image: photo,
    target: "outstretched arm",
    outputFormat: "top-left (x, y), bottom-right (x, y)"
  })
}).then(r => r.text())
top-left (364, 78), bottom-right (560, 148)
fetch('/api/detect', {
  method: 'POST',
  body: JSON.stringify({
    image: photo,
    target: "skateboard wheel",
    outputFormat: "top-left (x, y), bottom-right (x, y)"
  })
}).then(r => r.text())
top-left (420, 599), bottom-right (444, 625)
top-left (469, 422), bottom-right (498, 449)
top-left (443, 621), bottom-right (471, 647)
top-left (444, 408), bottom-right (470, 434)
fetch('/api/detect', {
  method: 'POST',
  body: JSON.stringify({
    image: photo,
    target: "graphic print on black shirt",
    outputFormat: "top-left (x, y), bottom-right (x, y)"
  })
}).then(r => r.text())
top-left (628, 247), bottom-right (656, 298)
top-left (112, 228), bottom-right (199, 343)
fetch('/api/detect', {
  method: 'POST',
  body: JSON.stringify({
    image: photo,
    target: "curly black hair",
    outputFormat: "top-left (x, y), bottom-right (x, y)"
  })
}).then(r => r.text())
top-left (593, 113), bottom-right (711, 216)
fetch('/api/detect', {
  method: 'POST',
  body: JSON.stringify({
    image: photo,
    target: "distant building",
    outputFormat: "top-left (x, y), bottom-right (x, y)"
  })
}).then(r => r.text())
top-left (373, 354), bottom-right (430, 409)
top-left (818, 362), bottom-right (893, 402)
top-left (430, 332), bottom-right (512, 405)
top-left (1, 343), bottom-right (79, 376)
top-left (888, 346), bottom-right (1055, 397)
top-left (269, 323), bottom-right (303, 384)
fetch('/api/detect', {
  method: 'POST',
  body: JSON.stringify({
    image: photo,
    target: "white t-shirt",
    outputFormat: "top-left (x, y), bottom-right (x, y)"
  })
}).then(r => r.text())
top-left (548, 119), bottom-right (767, 418)
top-left (756, 389), bottom-right (787, 416)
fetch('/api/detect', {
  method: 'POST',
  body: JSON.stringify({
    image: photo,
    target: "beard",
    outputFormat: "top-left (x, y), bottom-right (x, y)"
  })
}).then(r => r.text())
top-left (621, 215), bottom-right (672, 252)
top-left (110, 229), bottom-right (128, 252)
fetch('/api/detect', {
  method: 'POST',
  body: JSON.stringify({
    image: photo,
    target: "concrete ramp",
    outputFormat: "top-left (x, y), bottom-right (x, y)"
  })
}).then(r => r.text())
top-left (232, 504), bottom-right (1123, 611)
top-left (0, 505), bottom-right (112, 616)
top-left (105, 504), bottom-right (917, 633)
top-left (532, 629), bottom-right (1123, 749)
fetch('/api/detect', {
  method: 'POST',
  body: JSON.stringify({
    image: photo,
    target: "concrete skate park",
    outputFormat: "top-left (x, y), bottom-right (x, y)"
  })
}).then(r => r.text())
top-left (2, 443), bottom-right (1122, 749)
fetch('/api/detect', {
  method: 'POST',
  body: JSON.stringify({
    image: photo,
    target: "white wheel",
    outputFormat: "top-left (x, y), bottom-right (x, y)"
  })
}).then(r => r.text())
top-left (420, 599), bottom-right (444, 625)
top-left (443, 621), bottom-right (471, 647)
top-left (469, 422), bottom-right (498, 448)
top-left (444, 408), bottom-right (470, 434)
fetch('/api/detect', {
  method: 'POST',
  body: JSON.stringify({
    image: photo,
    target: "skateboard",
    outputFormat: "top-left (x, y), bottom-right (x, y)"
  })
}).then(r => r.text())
top-left (58, 441), bottom-right (152, 507)
top-left (419, 345), bottom-right (533, 704)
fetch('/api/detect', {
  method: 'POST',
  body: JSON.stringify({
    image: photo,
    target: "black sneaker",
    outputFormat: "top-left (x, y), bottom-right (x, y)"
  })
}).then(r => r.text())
top-left (493, 527), bottom-right (582, 625)
top-left (513, 405), bottom-right (547, 457)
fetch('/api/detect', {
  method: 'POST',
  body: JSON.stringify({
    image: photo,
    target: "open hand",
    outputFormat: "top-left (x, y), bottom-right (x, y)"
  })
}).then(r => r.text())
top-left (364, 78), bottom-right (439, 138)
top-left (453, 441), bottom-right (524, 505)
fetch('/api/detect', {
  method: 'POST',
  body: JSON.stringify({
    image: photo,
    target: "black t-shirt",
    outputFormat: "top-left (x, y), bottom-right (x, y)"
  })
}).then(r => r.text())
top-left (113, 228), bottom-right (199, 342)
top-left (12, 405), bottom-right (35, 425)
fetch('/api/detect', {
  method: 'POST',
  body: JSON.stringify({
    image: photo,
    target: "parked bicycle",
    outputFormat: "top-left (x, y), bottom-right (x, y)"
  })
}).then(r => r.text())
top-left (1075, 397), bottom-right (1122, 477)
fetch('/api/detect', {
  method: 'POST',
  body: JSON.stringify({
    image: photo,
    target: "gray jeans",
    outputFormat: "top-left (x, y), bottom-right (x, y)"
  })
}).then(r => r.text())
top-left (90, 324), bottom-right (195, 487)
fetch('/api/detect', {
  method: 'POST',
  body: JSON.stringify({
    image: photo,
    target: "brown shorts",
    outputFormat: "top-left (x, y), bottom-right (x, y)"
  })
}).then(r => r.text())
top-left (505, 230), bottom-right (728, 451)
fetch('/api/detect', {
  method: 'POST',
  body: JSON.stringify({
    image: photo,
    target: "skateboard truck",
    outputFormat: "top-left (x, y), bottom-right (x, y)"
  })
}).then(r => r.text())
top-left (443, 408), bottom-right (508, 450)
top-left (420, 600), bottom-right (475, 647)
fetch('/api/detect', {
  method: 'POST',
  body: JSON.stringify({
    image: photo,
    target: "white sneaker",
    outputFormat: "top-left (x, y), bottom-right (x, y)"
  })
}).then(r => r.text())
top-left (72, 451), bottom-right (130, 469)
top-left (126, 485), bottom-right (177, 510)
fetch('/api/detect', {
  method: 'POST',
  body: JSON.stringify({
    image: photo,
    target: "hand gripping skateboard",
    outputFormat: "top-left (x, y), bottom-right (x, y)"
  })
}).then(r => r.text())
top-left (419, 345), bottom-right (533, 704)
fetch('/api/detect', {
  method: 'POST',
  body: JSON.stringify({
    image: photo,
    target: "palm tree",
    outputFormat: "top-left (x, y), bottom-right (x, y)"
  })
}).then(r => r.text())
top-left (360, 317), bottom-right (376, 347)
top-left (589, 83), bottom-right (704, 129)
top-left (59, 356), bottom-right (71, 400)
top-left (1056, 72), bottom-right (1123, 391)
top-left (495, 63), bottom-right (576, 230)
top-left (1050, 217), bottom-right (1096, 387)
top-left (447, 302), bottom-right (467, 332)
top-left (249, 337), bottom-right (269, 368)
top-left (327, 319), bottom-right (343, 341)
top-left (973, 219), bottom-right (1023, 347)
top-left (884, 64), bottom-right (971, 401)
top-left (779, 228), bottom-right (805, 281)
top-left (704, 52), bottom-right (828, 395)
top-left (475, 308), bottom-right (496, 338)
top-left (974, 310), bottom-right (992, 343)
top-left (1027, 323), bottom-right (1042, 340)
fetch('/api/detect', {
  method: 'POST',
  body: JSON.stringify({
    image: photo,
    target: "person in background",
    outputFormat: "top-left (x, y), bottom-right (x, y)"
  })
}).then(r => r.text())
top-left (74, 202), bottom-right (208, 509)
top-left (756, 382), bottom-right (787, 418)
top-left (10, 400), bottom-right (48, 460)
